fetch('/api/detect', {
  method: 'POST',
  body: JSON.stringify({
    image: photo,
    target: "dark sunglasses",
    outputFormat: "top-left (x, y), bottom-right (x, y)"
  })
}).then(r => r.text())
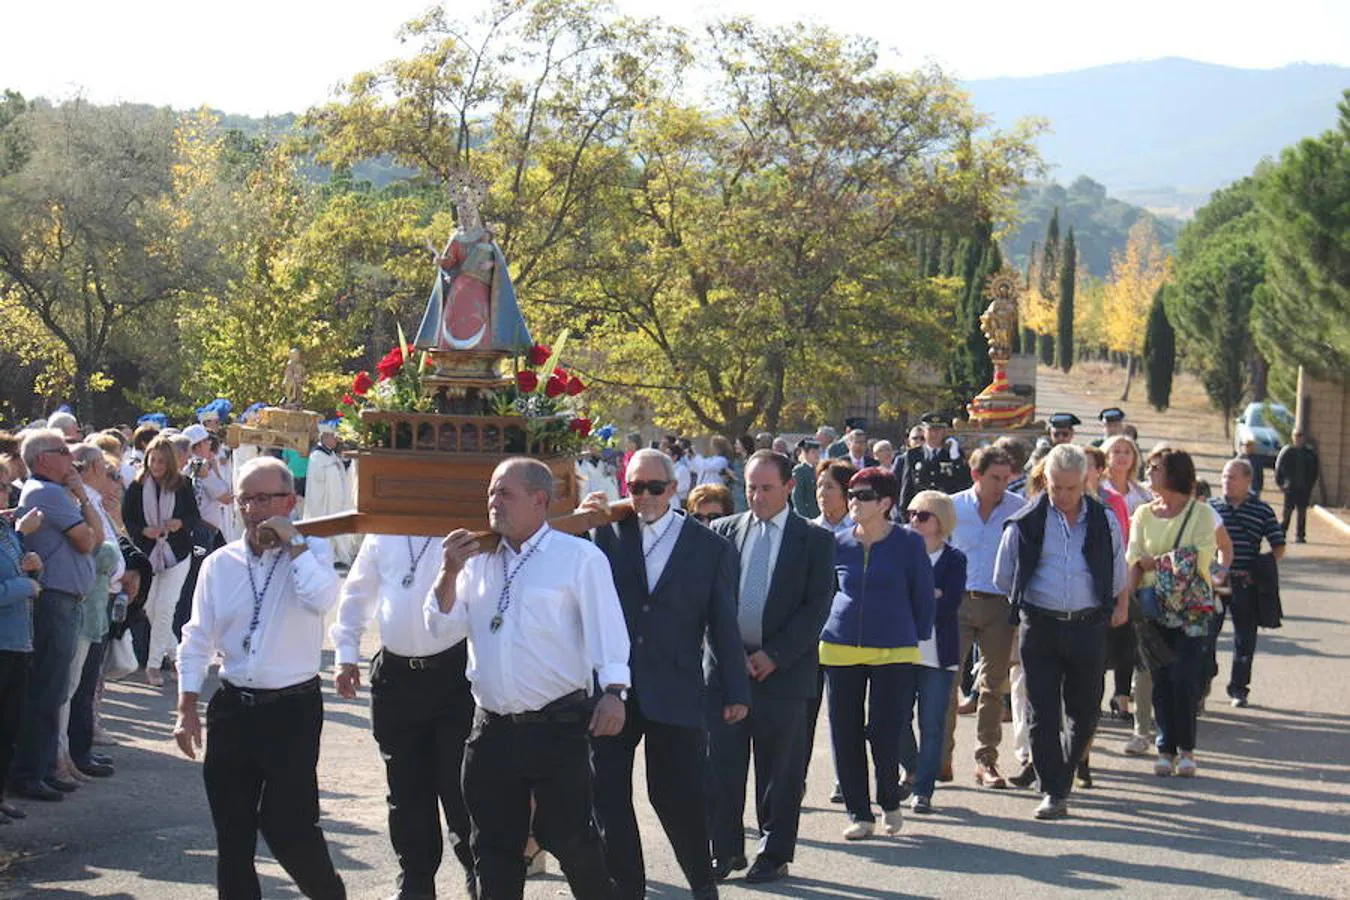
top-left (904, 509), bottom-right (936, 525)
top-left (627, 479), bottom-right (671, 496)
top-left (847, 488), bottom-right (880, 503)
top-left (691, 513), bottom-right (713, 523)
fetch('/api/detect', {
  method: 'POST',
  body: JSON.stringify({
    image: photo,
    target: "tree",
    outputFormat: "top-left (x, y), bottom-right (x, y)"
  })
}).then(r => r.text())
top-left (1143, 285), bottom-right (1175, 411)
top-left (1103, 217), bottom-right (1169, 400)
top-left (0, 100), bottom-right (214, 415)
top-left (1039, 206), bottom-right (1060, 301)
top-left (1167, 177), bottom-right (1264, 433)
top-left (1252, 90), bottom-right (1350, 388)
top-left (1057, 227), bottom-right (1076, 371)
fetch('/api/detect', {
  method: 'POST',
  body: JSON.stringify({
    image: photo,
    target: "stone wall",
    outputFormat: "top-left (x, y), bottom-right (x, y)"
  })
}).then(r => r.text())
top-left (1300, 375), bottom-right (1350, 507)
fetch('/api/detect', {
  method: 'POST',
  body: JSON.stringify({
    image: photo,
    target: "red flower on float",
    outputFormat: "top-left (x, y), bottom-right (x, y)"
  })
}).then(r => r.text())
top-left (527, 344), bottom-right (551, 366)
top-left (352, 371), bottom-right (374, 396)
top-left (569, 417), bottom-right (593, 436)
top-left (375, 346), bottom-right (411, 381)
top-left (565, 375), bottom-right (585, 396)
top-left (342, 393), bottom-right (356, 406)
top-left (545, 374), bottom-right (567, 398)
top-left (516, 370), bottom-right (539, 393)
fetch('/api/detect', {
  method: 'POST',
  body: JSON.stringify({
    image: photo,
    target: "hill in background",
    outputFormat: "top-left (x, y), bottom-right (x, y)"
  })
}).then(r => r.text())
top-left (964, 57), bottom-right (1349, 216)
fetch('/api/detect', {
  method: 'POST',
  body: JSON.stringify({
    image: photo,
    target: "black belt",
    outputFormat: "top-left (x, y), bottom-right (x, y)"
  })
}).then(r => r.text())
top-left (1021, 604), bottom-right (1106, 624)
top-left (968, 590), bottom-right (1009, 602)
top-left (219, 676), bottom-right (320, 707)
top-left (482, 689), bottom-right (590, 725)
top-left (381, 646), bottom-right (458, 671)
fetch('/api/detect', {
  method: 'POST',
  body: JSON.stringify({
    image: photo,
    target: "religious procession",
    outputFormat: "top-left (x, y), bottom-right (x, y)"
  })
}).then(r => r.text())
top-left (3, 2), bottom-right (1349, 899)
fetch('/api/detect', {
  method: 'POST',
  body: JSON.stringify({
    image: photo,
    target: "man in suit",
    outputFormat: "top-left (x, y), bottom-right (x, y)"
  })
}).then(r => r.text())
top-left (899, 413), bottom-right (972, 510)
top-left (841, 429), bottom-right (878, 471)
top-left (707, 450), bottom-right (835, 884)
top-left (583, 449), bottom-right (750, 900)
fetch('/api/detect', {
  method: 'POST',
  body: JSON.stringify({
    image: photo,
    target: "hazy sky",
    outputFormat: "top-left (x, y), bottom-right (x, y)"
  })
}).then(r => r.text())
top-left (5, 0), bottom-right (1348, 116)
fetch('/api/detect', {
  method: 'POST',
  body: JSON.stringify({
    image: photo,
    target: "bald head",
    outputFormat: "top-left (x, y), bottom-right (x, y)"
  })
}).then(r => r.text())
top-left (489, 457), bottom-right (555, 546)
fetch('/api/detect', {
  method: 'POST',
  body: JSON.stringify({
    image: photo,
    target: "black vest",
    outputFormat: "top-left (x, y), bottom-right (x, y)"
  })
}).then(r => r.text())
top-left (1004, 493), bottom-right (1115, 621)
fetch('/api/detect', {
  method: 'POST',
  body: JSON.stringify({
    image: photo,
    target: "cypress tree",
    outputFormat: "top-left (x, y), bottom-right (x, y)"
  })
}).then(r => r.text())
top-left (1057, 228), bottom-right (1076, 372)
top-left (1144, 286), bottom-right (1176, 411)
top-left (1038, 207), bottom-right (1060, 301)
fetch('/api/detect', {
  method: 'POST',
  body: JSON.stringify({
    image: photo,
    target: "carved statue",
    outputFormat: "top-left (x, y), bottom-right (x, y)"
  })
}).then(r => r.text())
top-left (414, 169), bottom-right (532, 356)
top-left (281, 348), bottom-right (306, 408)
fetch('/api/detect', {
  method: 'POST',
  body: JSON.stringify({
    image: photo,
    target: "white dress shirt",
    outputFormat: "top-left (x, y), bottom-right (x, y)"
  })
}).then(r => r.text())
top-left (638, 509), bottom-right (684, 592)
top-left (737, 504), bottom-right (792, 596)
top-left (689, 454), bottom-right (729, 486)
top-left (178, 538), bottom-right (339, 693)
top-left (423, 525), bottom-right (630, 715)
top-left (331, 534), bottom-right (457, 665)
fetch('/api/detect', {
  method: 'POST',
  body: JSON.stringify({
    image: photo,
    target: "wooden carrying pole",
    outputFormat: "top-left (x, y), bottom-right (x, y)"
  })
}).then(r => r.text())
top-left (296, 499), bottom-right (637, 552)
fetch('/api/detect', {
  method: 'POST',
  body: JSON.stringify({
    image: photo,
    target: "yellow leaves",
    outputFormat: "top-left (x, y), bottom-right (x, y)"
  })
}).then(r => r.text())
top-left (1103, 218), bottom-right (1169, 356)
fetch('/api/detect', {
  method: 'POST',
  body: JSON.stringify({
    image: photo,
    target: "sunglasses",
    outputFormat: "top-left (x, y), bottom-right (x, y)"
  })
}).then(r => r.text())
top-left (626, 480), bottom-right (671, 496)
top-left (691, 513), bottom-right (713, 523)
top-left (847, 488), bottom-right (880, 503)
top-left (904, 509), bottom-right (936, 525)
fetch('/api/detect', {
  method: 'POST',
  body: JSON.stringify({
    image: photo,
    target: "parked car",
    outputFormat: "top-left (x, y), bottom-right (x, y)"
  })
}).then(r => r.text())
top-left (1234, 402), bottom-right (1292, 459)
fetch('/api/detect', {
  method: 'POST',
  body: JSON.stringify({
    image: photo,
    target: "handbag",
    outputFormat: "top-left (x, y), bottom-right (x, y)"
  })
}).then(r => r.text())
top-left (103, 631), bottom-right (138, 680)
top-left (1133, 502), bottom-right (1192, 622)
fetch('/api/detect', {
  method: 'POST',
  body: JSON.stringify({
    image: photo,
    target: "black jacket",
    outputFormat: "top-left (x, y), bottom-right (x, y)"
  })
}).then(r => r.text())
top-left (1275, 445), bottom-right (1318, 493)
top-left (122, 478), bottom-right (202, 567)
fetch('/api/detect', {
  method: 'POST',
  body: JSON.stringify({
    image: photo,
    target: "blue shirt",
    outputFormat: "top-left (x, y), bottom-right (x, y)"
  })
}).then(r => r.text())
top-left (950, 487), bottom-right (1025, 595)
top-left (0, 521), bottom-right (38, 652)
top-left (993, 499), bottom-right (1128, 613)
top-left (19, 476), bottom-right (96, 597)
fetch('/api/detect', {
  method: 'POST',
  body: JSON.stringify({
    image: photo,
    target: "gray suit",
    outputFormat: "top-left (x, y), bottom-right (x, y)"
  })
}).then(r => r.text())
top-left (707, 510), bottom-right (835, 866)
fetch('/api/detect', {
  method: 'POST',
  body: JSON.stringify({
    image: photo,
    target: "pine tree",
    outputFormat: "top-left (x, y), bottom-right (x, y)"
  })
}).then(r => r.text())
top-left (1038, 207), bottom-right (1060, 302)
top-left (1144, 286), bottom-right (1176, 411)
top-left (1057, 228), bottom-right (1076, 372)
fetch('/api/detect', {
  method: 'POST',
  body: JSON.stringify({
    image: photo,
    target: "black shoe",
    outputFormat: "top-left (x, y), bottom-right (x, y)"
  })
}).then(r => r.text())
top-left (911, 795), bottom-right (933, 815)
top-left (744, 856), bottom-right (788, 884)
top-left (88, 753), bottom-right (114, 766)
top-left (1009, 761), bottom-right (1038, 789)
top-left (44, 777), bottom-right (78, 793)
top-left (74, 760), bottom-right (115, 778)
top-left (711, 855), bottom-right (747, 881)
top-left (12, 780), bottom-right (62, 802)
top-left (829, 782), bottom-right (844, 803)
top-left (1034, 795), bottom-right (1069, 820)
top-left (1076, 759), bottom-right (1093, 789)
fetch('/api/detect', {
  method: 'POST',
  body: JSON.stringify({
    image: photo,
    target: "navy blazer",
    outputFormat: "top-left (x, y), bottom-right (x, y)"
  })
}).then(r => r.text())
top-left (594, 513), bottom-right (750, 728)
top-left (930, 543), bottom-right (967, 669)
top-left (711, 510), bottom-right (836, 701)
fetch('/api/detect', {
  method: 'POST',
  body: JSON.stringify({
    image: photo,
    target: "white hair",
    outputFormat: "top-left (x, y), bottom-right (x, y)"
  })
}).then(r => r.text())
top-left (237, 456), bottom-right (295, 493)
top-left (20, 428), bottom-right (67, 470)
top-left (627, 448), bottom-right (676, 481)
top-left (1224, 457), bottom-right (1253, 479)
top-left (1045, 443), bottom-right (1088, 478)
top-left (46, 411), bottom-right (78, 434)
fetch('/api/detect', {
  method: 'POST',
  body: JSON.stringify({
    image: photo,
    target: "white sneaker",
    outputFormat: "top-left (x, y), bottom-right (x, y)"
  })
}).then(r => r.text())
top-left (1154, 754), bottom-right (1175, 777)
top-left (843, 820), bottom-right (874, 841)
top-left (1176, 755), bottom-right (1198, 777)
top-left (1123, 735), bottom-right (1153, 756)
top-left (883, 808), bottom-right (903, 835)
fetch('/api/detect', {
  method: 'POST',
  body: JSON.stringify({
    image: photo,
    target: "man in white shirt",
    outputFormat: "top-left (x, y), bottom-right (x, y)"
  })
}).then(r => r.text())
top-left (306, 424), bottom-right (358, 567)
top-left (581, 450), bottom-right (749, 900)
top-left (174, 457), bottom-right (346, 900)
top-left (332, 534), bottom-right (476, 900)
top-left (425, 457), bottom-right (630, 900)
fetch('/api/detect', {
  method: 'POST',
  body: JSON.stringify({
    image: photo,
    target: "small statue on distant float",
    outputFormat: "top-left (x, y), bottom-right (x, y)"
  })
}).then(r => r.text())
top-left (280, 347), bottom-right (306, 408)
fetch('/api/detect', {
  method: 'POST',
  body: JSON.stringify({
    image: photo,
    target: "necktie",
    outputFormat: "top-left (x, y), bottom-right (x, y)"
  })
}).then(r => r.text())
top-left (738, 519), bottom-right (775, 648)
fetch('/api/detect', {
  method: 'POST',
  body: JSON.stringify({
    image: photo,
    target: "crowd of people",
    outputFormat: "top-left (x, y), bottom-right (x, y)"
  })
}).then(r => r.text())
top-left (0, 401), bottom-right (1316, 899)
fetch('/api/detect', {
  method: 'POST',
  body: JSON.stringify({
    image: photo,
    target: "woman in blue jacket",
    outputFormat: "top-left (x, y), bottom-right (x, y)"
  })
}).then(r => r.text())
top-left (821, 467), bottom-right (935, 839)
top-left (898, 490), bottom-right (967, 814)
top-left (0, 505), bottom-right (44, 823)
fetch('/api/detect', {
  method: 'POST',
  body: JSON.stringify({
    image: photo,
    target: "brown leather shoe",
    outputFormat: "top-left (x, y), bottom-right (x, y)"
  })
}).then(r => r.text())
top-left (957, 695), bottom-right (978, 715)
top-left (974, 760), bottom-right (1008, 789)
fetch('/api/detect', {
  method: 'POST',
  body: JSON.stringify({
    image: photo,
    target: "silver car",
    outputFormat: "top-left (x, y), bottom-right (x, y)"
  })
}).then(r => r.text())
top-left (1234, 401), bottom-right (1292, 460)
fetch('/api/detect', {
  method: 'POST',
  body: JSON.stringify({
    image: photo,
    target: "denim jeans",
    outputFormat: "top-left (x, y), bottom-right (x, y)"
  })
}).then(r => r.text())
top-left (10, 589), bottom-right (80, 786)
top-left (900, 666), bottom-right (957, 799)
top-left (1150, 626), bottom-right (1207, 755)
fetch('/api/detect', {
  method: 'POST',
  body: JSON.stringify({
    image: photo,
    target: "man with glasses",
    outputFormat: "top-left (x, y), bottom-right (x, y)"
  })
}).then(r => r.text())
top-left (9, 430), bottom-right (102, 802)
top-left (580, 449), bottom-right (748, 900)
top-left (943, 447), bottom-right (1025, 790)
top-left (1047, 412), bottom-right (1082, 446)
top-left (706, 450), bottom-right (834, 884)
top-left (174, 457), bottom-right (347, 900)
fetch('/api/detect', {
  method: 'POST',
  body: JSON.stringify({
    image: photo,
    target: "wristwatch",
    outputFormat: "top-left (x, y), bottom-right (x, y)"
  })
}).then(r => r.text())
top-left (604, 685), bottom-right (629, 702)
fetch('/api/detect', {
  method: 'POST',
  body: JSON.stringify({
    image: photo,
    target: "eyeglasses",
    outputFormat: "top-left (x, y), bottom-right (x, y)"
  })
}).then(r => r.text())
top-left (847, 488), bottom-right (880, 503)
top-left (626, 480), bottom-right (671, 496)
top-left (691, 513), bottom-right (713, 523)
top-left (905, 509), bottom-right (936, 525)
top-left (40, 446), bottom-right (71, 457)
top-left (237, 492), bottom-right (291, 507)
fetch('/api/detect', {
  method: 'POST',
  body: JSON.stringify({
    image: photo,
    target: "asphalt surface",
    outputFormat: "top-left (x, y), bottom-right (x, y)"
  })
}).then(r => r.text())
top-left (3, 370), bottom-right (1348, 898)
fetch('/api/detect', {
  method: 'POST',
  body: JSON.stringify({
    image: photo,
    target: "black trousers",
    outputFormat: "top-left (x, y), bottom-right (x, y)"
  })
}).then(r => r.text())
top-left (1018, 610), bottom-right (1108, 800)
top-left (706, 685), bottom-right (811, 865)
top-left (68, 638), bottom-right (105, 765)
top-left (1106, 623), bottom-right (1137, 699)
top-left (0, 651), bottom-right (29, 798)
top-left (369, 645), bottom-right (476, 899)
top-left (203, 679), bottom-right (345, 900)
top-left (1281, 488), bottom-right (1310, 539)
top-left (592, 698), bottom-right (712, 899)
top-left (462, 701), bottom-right (614, 900)
top-left (825, 663), bottom-right (913, 821)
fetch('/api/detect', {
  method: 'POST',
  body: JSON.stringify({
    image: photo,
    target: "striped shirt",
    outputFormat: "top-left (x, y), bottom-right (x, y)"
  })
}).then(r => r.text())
top-left (1209, 494), bottom-right (1284, 572)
